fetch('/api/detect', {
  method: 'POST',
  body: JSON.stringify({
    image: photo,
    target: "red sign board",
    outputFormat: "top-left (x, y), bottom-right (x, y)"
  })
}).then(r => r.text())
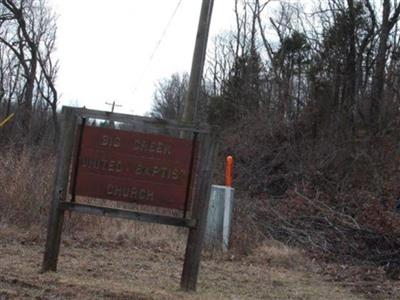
top-left (73, 126), bottom-right (194, 210)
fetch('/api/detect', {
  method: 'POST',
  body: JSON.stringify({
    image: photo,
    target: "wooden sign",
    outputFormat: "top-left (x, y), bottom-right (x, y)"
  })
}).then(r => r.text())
top-left (73, 126), bottom-right (194, 210)
top-left (42, 107), bottom-right (218, 292)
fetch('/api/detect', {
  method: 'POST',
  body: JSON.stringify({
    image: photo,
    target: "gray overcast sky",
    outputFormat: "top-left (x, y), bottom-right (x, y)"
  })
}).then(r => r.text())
top-left (48, 0), bottom-right (235, 116)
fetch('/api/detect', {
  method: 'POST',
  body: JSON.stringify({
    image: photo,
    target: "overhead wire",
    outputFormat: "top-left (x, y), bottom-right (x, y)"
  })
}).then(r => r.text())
top-left (132, 0), bottom-right (184, 98)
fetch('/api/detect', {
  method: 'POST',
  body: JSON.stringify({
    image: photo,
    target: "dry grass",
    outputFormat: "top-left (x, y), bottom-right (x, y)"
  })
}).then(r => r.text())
top-left (245, 240), bottom-right (309, 271)
top-left (0, 225), bottom-right (365, 300)
top-left (0, 146), bottom-right (55, 227)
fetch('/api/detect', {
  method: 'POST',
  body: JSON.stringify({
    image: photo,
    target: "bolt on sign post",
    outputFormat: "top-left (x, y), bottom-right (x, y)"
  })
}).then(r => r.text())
top-left (42, 106), bottom-right (218, 292)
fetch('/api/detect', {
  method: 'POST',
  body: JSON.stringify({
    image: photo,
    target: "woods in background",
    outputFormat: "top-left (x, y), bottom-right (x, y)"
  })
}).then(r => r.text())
top-left (1, 0), bottom-right (399, 145)
top-left (0, 0), bottom-right (58, 145)
top-left (153, 0), bottom-right (400, 138)
top-left (152, 0), bottom-right (400, 266)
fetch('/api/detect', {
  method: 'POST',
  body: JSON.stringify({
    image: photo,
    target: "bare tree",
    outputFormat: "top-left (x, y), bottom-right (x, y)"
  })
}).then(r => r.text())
top-left (150, 73), bottom-right (189, 120)
top-left (0, 0), bottom-right (58, 142)
top-left (369, 0), bottom-right (400, 131)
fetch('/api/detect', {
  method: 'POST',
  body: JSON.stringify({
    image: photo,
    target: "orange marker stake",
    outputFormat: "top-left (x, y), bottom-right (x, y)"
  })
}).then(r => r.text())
top-left (225, 155), bottom-right (234, 187)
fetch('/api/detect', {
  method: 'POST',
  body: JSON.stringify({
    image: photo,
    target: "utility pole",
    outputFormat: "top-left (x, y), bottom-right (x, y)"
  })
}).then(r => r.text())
top-left (181, 0), bottom-right (215, 125)
top-left (105, 101), bottom-right (122, 113)
top-left (105, 101), bottom-right (122, 128)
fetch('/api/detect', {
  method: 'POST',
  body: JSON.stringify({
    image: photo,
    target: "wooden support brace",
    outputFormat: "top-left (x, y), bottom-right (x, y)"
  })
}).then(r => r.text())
top-left (60, 202), bottom-right (196, 228)
top-left (180, 130), bottom-right (218, 291)
top-left (42, 107), bottom-right (77, 272)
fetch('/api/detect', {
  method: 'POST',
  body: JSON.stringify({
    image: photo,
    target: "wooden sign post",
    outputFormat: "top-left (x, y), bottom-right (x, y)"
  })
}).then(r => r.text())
top-left (42, 106), bottom-right (218, 292)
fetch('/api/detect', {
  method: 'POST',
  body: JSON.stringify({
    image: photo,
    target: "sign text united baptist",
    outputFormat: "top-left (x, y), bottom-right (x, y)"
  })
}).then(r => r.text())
top-left (73, 126), bottom-right (193, 210)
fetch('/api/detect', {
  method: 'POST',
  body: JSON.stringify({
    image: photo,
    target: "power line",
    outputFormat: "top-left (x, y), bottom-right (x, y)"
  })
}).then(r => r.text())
top-left (132, 0), bottom-right (184, 97)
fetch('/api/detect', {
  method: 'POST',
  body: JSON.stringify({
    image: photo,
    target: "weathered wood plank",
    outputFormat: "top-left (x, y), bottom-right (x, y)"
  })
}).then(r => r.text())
top-left (180, 129), bottom-right (219, 291)
top-left (64, 106), bottom-right (211, 133)
top-left (60, 202), bottom-right (196, 228)
top-left (42, 106), bottom-right (77, 272)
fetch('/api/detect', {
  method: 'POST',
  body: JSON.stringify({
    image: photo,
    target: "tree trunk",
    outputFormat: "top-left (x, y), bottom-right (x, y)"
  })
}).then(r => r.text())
top-left (369, 0), bottom-right (400, 133)
top-left (370, 0), bottom-right (393, 132)
top-left (21, 53), bottom-right (37, 138)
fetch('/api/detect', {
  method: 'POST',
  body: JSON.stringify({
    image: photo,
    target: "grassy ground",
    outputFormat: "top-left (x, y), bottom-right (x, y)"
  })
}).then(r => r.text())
top-left (0, 223), bottom-right (367, 300)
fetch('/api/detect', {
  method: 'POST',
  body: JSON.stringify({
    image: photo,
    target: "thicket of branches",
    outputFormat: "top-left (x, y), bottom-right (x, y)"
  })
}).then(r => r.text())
top-left (0, 0), bottom-right (58, 146)
top-left (152, 0), bottom-right (400, 266)
top-left (155, 0), bottom-right (400, 136)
